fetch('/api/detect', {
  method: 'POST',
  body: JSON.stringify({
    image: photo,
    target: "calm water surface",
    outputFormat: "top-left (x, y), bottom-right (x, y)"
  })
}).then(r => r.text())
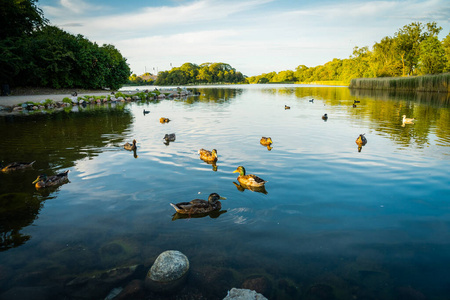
top-left (1, 84), bottom-right (449, 299)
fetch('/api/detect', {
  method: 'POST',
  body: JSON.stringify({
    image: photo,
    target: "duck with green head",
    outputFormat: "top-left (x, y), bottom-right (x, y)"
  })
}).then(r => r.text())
top-left (233, 166), bottom-right (266, 187)
top-left (32, 170), bottom-right (69, 189)
top-left (170, 193), bottom-right (227, 215)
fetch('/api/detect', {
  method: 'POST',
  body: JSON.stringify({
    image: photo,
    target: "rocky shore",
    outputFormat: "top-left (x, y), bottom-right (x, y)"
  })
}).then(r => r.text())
top-left (0, 87), bottom-right (194, 115)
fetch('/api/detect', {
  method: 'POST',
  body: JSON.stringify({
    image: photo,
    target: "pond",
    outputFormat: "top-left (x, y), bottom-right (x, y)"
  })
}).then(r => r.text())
top-left (0, 84), bottom-right (449, 299)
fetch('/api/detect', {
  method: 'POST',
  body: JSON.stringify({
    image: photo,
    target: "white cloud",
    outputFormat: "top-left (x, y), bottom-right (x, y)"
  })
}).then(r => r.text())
top-left (39, 0), bottom-right (450, 76)
top-left (42, 0), bottom-right (106, 17)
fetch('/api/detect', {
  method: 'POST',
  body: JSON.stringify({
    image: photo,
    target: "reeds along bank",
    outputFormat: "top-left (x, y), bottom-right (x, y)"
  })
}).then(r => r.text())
top-left (349, 73), bottom-right (450, 93)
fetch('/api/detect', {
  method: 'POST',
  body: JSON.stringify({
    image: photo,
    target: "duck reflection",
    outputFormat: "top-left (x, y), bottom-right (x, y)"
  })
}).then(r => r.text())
top-left (233, 181), bottom-right (268, 194)
top-left (355, 134), bottom-right (367, 152)
top-left (0, 193), bottom-right (41, 251)
top-left (171, 210), bottom-right (227, 221)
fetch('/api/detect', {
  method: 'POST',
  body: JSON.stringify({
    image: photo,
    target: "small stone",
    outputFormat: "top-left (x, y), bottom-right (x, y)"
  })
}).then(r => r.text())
top-left (145, 250), bottom-right (189, 293)
top-left (223, 288), bottom-right (268, 300)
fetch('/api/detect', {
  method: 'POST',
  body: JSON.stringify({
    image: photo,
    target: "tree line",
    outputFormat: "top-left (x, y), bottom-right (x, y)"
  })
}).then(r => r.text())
top-left (153, 62), bottom-right (246, 85)
top-left (0, 0), bottom-right (130, 91)
top-left (247, 22), bottom-right (450, 84)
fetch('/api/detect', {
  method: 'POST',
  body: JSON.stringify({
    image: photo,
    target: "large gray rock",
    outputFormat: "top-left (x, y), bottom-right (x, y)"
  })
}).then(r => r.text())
top-left (145, 250), bottom-right (189, 293)
top-left (223, 288), bottom-right (268, 300)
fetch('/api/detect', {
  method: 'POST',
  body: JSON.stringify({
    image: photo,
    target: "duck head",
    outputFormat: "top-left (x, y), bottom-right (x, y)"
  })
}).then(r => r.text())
top-left (32, 174), bottom-right (47, 184)
top-left (233, 166), bottom-right (246, 176)
top-left (208, 193), bottom-right (226, 203)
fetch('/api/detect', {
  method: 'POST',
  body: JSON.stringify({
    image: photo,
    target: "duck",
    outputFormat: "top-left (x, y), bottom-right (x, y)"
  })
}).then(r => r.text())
top-left (32, 170), bottom-right (69, 189)
top-left (402, 115), bottom-right (415, 123)
top-left (233, 166), bottom-right (266, 187)
top-left (160, 117), bottom-right (170, 123)
top-left (1, 161), bottom-right (35, 172)
top-left (355, 134), bottom-right (367, 146)
top-left (163, 133), bottom-right (176, 142)
top-left (309, 99), bottom-right (314, 102)
top-left (260, 137), bottom-right (273, 146)
top-left (170, 193), bottom-right (227, 215)
top-left (353, 103), bottom-right (357, 108)
top-left (354, 100), bottom-right (360, 103)
top-left (322, 113), bottom-right (328, 120)
top-left (285, 105), bottom-right (290, 110)
top-left (143, 109), bottom-right (150, 115)
top-left (198, 148), bottom-right (218, 163)
top-left (124, 139), bottom-right (137, 151)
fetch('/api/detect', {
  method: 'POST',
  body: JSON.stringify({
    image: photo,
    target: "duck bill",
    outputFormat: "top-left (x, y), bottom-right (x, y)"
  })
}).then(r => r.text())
top-left (32, 177), bottom-right (40, 184)
top-left (232, 170), bottom-right (239, 173)
top-left (219, 196), bottom-right (227, 200)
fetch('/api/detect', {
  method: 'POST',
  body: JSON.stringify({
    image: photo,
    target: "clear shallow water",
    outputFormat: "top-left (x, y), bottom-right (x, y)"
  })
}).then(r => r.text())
top-left (0, 85), bottom-right (449, 299)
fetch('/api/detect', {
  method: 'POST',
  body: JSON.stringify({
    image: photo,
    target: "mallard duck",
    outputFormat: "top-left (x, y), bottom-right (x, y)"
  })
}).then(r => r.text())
top-left (353, 103), bottom-right (357, 108)
top-left (164, 133), bottom-right (176, 142)
top-left (124, 139), bottom-right (137, 151)
top-left (1, 161), bottom-right (35, 172)
top-left (322, 113), bottom-right (328, 120)
top-left (160, 117), bottom-right (170, 123)
top-left (285, 105), bottom-right (290, 110)
top-left (143, 109), bottom-right (150, 115)
top-left (260, 137), bottom-right (273, 146)
top-left (170, 193), bottom-right (227, 215)
top-left (309, 99), bottom-right (314, 102)
top-left (354, 100), bottom-right (360, 103)
top-left (402, 115), bottom-right (415, 123)
top-left (198, 148), bottom-right (218, 163)
top-left (32, 170), bottom-right (69, 189)
top-left (355, 134), bottom-right (367, 146)
top-left (233, 166), bottom-right (266, 187)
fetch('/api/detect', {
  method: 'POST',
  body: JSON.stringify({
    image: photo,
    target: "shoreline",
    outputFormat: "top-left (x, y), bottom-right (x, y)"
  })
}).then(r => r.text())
top-left (0, 92), bottom-right (112, 107)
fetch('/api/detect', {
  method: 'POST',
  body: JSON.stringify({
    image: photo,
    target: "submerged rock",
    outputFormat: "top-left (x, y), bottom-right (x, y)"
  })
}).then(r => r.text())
top-left (223, 288), bottom-right (268, 300)
top-left (145, 250), bottom-right (189, 293)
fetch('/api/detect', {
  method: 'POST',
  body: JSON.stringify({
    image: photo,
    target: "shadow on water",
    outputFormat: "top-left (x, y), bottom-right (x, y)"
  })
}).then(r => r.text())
top-left (0, 104), bottom-right (133, 251)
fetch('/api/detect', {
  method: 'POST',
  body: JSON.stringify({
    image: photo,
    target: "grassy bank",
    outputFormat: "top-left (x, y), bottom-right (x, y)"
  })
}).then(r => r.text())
top-left (349, 73), bottom-right (450, 93)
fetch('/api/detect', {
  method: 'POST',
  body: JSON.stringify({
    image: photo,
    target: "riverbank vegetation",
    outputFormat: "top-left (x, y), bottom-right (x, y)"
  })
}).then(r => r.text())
top-left (143, 62), bottom-right (246, 85)
top-left (247, 22), bottom-right (450, 86)
top-left (349, 73), bottom-right (450, 92)
top-left (0, 0), bottom-right (130, 91)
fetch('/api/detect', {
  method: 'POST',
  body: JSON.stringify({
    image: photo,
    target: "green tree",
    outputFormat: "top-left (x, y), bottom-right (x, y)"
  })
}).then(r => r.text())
top-left (443, 32), bottom-right (450, 72)
top-left (418, 36), bottom-right (447, 74)
top-left (0, 0), bottom-right (47, 39)
top-left (372, 36), bottom-right (402, 77)
top-left (394, 22), bottom-right (442, 76)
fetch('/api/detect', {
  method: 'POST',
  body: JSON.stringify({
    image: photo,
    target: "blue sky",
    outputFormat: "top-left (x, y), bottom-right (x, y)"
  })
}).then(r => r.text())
top-left (39, 0), bottom-right (450, 76)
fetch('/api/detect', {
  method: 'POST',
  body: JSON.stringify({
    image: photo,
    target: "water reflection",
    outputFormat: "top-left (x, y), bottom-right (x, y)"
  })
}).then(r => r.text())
top-left (233, 181), bottom-right (268, 194)
top-left (0, 193), bottom-right (41, 251)
top-left (0, 85), bottom-right (449, 299)
top-left (171, 210), bottom-right (228, 221)
top-left (0, 104), bottom-right (133, 250)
